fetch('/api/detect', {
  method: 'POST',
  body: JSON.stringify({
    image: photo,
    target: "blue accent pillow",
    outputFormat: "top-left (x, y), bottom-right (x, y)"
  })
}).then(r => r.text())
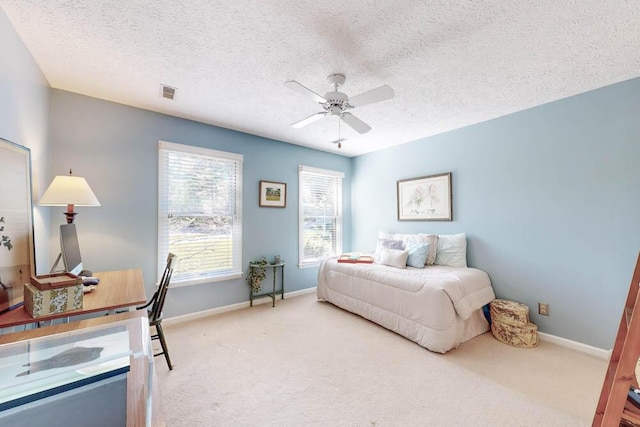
top-left (406, 243), bottom-right (430, 268)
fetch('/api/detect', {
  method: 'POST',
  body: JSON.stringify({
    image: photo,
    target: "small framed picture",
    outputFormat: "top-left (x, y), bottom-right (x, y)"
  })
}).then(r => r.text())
top-left (259, 180), bottom-right (287, 208)
top-left (397, 172), bottom-right (452, 221)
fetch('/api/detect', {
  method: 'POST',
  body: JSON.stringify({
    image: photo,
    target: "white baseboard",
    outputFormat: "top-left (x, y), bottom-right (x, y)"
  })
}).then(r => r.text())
top-left (164, 290), bottom-right (610, 360)
top-left (538, 331), bottom-right (610, 360)
top-left (164, 287), bottom-right (317, 326)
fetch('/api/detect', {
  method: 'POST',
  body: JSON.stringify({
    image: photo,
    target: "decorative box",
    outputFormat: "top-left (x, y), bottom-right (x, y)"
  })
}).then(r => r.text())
top-left (489, 298), bottom-right (538, 348)
top-left (489, 299), bottom-right (530, 327)
top-left (30, 272), bottom-right (82, 291)
top-left (23, 282), bottom-right (83, 318)
top-left (491, 321), bottom-right (539, 348)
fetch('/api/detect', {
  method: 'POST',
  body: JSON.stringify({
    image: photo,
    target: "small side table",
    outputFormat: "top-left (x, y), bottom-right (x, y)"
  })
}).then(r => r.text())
top-left (249, 262), bottom-right (285, 308)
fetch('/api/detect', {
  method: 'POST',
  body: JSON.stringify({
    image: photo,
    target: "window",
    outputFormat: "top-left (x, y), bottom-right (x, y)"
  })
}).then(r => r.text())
top-left (158, 141), bottom-right (243, 285)
top-left (299, 165), bottom-right (344, 267)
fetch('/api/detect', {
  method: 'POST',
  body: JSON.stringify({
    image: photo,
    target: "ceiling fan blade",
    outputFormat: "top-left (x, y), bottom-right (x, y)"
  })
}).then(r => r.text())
top-left (291, 112), bottom-right (326, 128)
top-left (341, 113), bottom-right (371, 134)
top-left (348, 85), bottom-right (394, 107)
top-left (284, 80), bottom-right (326, 104)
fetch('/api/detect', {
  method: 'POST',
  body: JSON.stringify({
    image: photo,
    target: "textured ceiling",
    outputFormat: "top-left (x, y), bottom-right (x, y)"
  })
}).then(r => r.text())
top-left (2, 1), bottom-right (639, 157)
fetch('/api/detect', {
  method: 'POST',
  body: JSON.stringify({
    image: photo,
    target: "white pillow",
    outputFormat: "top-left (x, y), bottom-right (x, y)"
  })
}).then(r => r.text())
top-left (379, 249), bottom-right (409, 269)
top-left (375, 231), bottom-right (439, 266)
top-left (374, 231), bottom-right (408, 259)
top-left (434, 233), bottom-right (467, 267)
top-left (374, 233), bottom-right (404, 262)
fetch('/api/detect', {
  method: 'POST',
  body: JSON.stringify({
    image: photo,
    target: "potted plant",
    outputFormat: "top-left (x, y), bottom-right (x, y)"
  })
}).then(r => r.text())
top-left (247, 258), bottom-right (267, 293)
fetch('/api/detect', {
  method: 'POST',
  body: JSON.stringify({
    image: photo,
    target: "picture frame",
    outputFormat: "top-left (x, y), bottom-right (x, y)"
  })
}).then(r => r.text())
top-left (397, 172), bottom-right (452, 221)
top-left (259, 180), bottom-right (287, 208)
top-left (0, 138), bottom-right (35, 312)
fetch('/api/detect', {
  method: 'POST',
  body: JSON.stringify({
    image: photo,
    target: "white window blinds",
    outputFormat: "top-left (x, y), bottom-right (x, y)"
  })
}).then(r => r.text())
top-left (298, 165), bottom-right (344, 267)
top-left (159, 141), bottom-right (243, 285)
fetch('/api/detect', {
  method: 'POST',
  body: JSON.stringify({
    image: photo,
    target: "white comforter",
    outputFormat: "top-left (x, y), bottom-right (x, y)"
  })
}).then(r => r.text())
top-left (317, 259), bottom-right (496, 353)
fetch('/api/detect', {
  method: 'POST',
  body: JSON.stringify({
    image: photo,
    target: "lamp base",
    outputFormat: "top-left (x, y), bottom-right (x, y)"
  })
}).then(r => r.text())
top-left (64, 211), bottom-right (77, 224)
top-left (64, 204), bottom-right (77, 224)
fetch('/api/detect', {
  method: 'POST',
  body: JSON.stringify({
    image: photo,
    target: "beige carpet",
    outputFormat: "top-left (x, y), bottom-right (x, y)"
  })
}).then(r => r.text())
top-left (155, 292), bottom-right (607, 426)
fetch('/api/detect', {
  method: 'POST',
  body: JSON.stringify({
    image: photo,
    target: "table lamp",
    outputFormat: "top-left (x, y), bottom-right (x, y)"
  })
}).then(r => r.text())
top-left (39, 169), bottom-right (101, 223)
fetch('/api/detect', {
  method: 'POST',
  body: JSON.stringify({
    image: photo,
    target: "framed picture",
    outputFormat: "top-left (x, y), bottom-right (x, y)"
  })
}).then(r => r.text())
top-left (397, 172), bottom-right (452, 221)
top-left (259, 180), bottom-right (287, 208)
top-left (0, 138), bottom-right (35, 312)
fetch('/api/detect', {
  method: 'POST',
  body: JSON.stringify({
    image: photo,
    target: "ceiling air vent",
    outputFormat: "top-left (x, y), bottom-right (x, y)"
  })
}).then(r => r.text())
top-left (161, 84), bottom-right (176, 100)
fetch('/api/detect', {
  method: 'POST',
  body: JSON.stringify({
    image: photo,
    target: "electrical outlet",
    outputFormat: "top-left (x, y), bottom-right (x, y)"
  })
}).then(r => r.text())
top-left (538, 302), bottom-right (549, 316)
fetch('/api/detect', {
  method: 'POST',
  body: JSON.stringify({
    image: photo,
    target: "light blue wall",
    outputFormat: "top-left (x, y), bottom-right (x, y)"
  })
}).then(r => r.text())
top-left (0, 9), bottom-right (50, 273)
top-left (48, 90), bottom-right (352, 318)
top-left (4, 3), bottom-right (639, 348)
top-left (352, 78), bottom-right (640, 350)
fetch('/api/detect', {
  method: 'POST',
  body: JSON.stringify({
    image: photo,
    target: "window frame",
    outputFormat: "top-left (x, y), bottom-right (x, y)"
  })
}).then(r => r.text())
top-left (298, 165), bottom-right (344, 268)
top-left (158, 140), bottom-right (243, 287)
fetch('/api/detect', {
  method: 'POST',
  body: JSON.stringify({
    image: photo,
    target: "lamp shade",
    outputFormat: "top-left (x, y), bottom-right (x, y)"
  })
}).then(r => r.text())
top-left (39, 175), bottom-right (101, 207)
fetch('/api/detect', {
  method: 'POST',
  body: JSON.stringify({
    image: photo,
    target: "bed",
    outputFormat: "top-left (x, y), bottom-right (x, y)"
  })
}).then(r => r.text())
top-left (316, 232), bottom-right (496, 353)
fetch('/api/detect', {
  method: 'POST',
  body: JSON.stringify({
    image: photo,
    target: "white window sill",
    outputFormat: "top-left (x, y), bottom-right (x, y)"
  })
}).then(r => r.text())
top-left (298, 263), bottom-right (319, 269)
top-left (170, 272), bottom-right (242, 288)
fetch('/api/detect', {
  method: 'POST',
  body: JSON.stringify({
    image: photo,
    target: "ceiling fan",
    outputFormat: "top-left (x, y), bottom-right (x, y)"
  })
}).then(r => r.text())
top-left (284, 74), bottom-right (394, 134)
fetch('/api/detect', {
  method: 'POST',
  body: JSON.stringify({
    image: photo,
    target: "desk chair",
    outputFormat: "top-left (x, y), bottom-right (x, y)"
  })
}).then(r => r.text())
top-left (138, 253), bottom-right (177, 370)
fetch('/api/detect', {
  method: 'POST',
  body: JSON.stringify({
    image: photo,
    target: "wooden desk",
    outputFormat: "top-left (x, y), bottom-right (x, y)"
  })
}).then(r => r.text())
top-left (0, 269), bottom-right (147, 330)
top-left (0, 311), bottom-right (165, 426)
